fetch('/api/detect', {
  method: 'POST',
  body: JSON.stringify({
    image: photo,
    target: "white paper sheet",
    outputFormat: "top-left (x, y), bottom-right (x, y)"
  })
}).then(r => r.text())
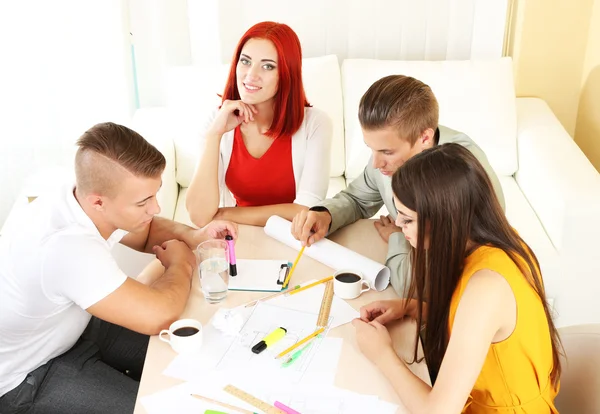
top-left (141, 380), bottom-right (401, 414)
top-left (264, 216), bottom-right (391, 291)
top-left (163, 302), bottom-right (343, 387)
top-left (228, 259), bottom-right (289, 292)
top-left (268, 279), bottom-right (359, 329)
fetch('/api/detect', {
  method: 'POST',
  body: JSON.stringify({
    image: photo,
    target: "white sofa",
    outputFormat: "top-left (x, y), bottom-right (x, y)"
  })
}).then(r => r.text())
top-left (128, 56), bottom-right (600, 327)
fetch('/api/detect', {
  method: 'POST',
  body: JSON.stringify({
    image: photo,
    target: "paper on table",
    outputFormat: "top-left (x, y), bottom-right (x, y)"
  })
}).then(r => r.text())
top-left (228, 259), bottom-right (288, 292)
top-left (264, 216), bottom-right (391, 291)
top-left (163, 302), bottom-right (343, 387)
top-left (269, 279), bottom-right (359, 329)
top-left (141, 380), bottom-right (401, 414)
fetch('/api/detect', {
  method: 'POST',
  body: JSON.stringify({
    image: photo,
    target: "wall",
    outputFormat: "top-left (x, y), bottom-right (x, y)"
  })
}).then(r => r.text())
top-left (575, 0), bottom-right (600, 171)
top-left (0, 0), bottom-right (134, 229)
top-left (508, 0), bottom-right (594, 137)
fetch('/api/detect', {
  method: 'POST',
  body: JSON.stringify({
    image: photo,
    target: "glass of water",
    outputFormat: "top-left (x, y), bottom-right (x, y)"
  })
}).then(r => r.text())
top-left (196, 240), bottom-right (230, 303)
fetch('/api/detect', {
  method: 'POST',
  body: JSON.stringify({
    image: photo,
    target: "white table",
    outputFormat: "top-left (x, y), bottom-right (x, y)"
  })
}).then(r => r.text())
top-left (133, 219), bottom-right (430, 413)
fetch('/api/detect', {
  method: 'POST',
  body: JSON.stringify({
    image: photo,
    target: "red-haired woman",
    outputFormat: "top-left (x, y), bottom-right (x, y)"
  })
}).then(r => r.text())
top-left (186, 22), bottom-right (333, 227)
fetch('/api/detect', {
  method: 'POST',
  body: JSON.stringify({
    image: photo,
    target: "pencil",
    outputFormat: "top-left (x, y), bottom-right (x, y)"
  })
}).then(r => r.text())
top-left (242, 285), bottom-right (301, 308)
top-left (287, 275), bottom-right (333, 296)
top-left (191, 394), bottom-right (256, 414)
top-left (282, 246), bottom-right (305, 288)
top-left (275, 327), bottom-right (325, 359)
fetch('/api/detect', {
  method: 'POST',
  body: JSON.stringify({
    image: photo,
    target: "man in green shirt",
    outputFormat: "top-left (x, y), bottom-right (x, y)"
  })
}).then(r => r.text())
top-left (291, 75), bottom-right (505, 296)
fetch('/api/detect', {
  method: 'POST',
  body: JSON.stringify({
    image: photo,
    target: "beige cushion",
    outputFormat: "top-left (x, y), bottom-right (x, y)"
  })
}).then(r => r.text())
top-left (555, 324), bottom-right (600, 413)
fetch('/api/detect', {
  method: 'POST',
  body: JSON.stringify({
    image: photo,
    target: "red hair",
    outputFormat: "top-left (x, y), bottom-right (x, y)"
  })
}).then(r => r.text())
top-left (221, 21), bottom-right (310, 138)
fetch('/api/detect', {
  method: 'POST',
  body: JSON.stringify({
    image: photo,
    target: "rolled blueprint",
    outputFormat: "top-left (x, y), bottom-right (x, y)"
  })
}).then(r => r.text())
top-left (264, 216), bottom-right (390, 291)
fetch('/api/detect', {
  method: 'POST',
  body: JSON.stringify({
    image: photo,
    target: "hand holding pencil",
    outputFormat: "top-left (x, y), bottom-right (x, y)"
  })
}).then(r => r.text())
top-left (291, 208), bottom-right (331, 247)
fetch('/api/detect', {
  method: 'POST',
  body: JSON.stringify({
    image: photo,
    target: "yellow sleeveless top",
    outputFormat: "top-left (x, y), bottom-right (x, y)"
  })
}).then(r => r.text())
top-left (448, 246), bottom-right (559, 413)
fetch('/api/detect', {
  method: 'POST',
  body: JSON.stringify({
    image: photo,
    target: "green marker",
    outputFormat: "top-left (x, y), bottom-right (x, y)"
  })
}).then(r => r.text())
top-left (281, 334), bottom-right (321, 367)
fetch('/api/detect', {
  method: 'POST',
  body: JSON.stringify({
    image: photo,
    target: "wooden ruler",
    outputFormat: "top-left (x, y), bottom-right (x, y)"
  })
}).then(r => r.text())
top-left (224, 384), bottom-right (285, 414)
top-left (316, 280), bottom-right (334, 327)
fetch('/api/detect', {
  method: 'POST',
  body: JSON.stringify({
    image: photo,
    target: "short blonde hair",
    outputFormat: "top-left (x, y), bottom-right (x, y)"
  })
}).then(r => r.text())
top-left (358, 75), bottom-right (439, 145)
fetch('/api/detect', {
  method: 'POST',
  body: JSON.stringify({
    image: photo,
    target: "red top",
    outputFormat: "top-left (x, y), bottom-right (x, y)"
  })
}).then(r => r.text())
top-left (225, 126), bottom-right (296, 207)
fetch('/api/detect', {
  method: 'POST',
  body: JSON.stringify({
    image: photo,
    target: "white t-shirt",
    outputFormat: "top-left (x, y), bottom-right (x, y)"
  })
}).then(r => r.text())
top-left (0, 183), bottom-right (128, 397)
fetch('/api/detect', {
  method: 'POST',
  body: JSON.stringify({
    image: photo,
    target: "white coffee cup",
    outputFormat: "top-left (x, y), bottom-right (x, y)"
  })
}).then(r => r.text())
top-left (333, 269), bottom-right (371, 299)
top-left (159, 318), bottom-right (203, 354)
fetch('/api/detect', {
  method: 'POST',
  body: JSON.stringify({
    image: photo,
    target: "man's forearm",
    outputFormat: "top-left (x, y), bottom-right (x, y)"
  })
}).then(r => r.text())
top-left (144, 217), bottom-right (198, 253)
top-left (320, 165), bottom-right (385, 234)
top-left (217, 204), bottom-right (308, 226)
top-left (149, 262), bottom-right (194, 328)
top-left (386, 232), bottom-right (413, 296)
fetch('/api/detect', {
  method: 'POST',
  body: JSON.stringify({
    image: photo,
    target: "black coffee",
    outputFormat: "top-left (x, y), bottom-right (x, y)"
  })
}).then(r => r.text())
top-left (173, 327), bottom-right (199, 337)
top-left (335, 273), bottom-right (360, 283)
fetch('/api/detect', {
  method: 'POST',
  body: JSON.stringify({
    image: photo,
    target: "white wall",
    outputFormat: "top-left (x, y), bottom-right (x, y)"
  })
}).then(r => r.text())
top-left (130, 0), bottom-right (508, 108)
top-left (0, 0), bottom-right (135, 228)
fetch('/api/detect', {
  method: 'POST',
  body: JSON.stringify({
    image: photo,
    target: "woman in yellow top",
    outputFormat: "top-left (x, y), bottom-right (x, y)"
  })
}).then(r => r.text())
top-left (352, 143), bottom-right (562, 413)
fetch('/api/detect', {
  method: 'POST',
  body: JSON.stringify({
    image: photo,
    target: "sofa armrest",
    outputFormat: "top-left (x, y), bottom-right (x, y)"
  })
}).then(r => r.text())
top-left (130, 108), bottom-right (178, 221)
top-left (515, 98), bottom-right (600, 257)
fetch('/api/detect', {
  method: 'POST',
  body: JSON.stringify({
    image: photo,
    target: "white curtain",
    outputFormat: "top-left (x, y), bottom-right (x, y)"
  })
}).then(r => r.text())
top-left (0, 0), bottom-right (134, 227)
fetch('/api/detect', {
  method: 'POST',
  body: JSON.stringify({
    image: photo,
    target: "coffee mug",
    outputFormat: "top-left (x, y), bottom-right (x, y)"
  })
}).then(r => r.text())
top-left (159, 318), bottom-right (203, 354)
top-left (333, 269), bottom-right (371, 299)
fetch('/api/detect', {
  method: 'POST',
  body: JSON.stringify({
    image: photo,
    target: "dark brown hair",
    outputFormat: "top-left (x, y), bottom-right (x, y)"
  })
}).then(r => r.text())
top-left (359, 75), bottom-right (439, 145)
top-left (392, 143), bottom-right (562, 387)
top-left (75, 122), bottom-right (165, 196)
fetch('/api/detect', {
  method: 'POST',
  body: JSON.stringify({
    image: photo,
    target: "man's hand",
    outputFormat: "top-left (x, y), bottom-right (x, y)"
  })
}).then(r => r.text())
top-left (291, 209), bottom-right (332, 247)
top-left (359, 299), bottom-right (408, 325)
top-left (374, 215), bottom-right (402, 243)
top-left (152, 240), bottom-right (196, 272)
top-left (194, 220), bottom-right (238, 247)
top-left (352, 319), bottom-right (397, 367)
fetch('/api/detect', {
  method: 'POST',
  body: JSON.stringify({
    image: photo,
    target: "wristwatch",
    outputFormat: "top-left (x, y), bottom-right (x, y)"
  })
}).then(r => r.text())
top-left (308, 206), bottom-right (330, 213)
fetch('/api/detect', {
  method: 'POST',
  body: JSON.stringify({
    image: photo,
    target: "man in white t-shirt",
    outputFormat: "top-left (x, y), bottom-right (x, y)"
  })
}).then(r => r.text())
top-left (0, 122), bottom-right (237, 413)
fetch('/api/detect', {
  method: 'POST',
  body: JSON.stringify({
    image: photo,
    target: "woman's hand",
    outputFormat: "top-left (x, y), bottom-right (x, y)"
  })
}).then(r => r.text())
top-left (208, 100), bottom-right (258, 137)
top-left (352, 319), bottom-right (397, 367)
top-left (359, 299), bottom-right (409, 325)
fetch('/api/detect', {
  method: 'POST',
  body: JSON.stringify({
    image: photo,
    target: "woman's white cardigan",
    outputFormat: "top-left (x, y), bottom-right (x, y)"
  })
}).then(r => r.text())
top-left (198, 107), bottom-right (333, 208)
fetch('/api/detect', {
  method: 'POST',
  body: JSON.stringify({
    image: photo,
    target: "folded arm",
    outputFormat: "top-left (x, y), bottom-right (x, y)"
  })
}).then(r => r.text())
top-left (371, 270), bottom-right (512, 414)
top-left (320, 162), bottom-right (385, 234)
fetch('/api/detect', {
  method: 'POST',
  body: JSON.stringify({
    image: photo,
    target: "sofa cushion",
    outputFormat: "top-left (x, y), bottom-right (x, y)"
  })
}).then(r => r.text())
top-left (341, 57), bottom-right (518, 180)
top-left (164, 55), bottom-right (344, 189)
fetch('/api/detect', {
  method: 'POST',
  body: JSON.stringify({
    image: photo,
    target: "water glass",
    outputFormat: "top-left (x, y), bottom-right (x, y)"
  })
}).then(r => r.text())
top-left (196, 240), bottom-right (230, 303)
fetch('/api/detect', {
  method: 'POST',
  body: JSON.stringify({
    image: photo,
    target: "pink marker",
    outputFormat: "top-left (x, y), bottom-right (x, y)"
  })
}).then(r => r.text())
top-left (274, 401), bottom-right (301, 414)
top-left (225, 235), bottom-right (237, 276)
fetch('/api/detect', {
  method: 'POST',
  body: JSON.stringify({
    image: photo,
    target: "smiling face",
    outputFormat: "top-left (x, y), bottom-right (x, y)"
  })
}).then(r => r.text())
top-left (236, 38), bottom-right (279, 105)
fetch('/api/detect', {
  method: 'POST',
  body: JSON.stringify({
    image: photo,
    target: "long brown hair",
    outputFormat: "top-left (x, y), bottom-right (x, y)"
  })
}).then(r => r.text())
top-left (392, 143), bottom-right (562, 386)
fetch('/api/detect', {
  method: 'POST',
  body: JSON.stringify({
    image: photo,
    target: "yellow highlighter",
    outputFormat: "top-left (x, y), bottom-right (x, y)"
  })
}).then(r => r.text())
top-left (251, 327), bottom-right (287, 354)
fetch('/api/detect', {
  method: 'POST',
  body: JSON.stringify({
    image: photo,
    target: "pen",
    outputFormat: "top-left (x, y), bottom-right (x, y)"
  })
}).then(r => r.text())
top-left (251, 327), bottom-right (287, 354)
top-left (275, 327), bottom-right (325, 359)
top-left (243, 285), bottom-right (301, 308)
top-left (287, 276), bottom-right (333, 296)
top-left (281, 335), bottom-right (319, 367)
top-left (225, 235), bottom-right (237, 276)
top-left (192, 394), bottom-right (256, 414)
top-left (283, 246), bottom-right (305, 288)
top-left (274, 401), bottom-right (301, 414)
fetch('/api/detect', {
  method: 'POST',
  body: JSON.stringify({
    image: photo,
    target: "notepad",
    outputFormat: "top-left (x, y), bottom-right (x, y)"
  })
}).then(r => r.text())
top-left (228, 259), bottom-right (291, 292)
